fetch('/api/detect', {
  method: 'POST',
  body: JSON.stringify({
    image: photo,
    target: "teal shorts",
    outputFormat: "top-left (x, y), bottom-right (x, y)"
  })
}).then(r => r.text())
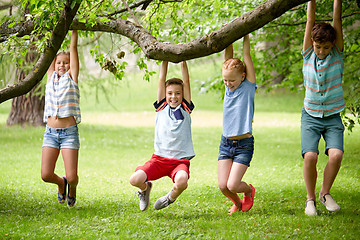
top-left (301, 108), bottom-right (344, 158)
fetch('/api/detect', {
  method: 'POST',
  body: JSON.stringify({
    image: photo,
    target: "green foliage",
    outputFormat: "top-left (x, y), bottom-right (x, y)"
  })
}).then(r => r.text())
top-left (142, 0), bottom-right (260, 42)
top-left (89, 45), bottom-right (128, 79)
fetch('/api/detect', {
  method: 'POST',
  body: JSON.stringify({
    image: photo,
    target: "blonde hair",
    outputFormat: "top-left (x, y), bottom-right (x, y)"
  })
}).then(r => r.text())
top-left (55, 51), bottom-right (70, 60)
top-left (223, 58), bottom-right (245, 73)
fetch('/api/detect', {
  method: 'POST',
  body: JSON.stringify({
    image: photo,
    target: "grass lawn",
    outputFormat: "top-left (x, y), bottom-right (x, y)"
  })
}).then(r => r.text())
top-left (0, 66), bottom-right (359, 239)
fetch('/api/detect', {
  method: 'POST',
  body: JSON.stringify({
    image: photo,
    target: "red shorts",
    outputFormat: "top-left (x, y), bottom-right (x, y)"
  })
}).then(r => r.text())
top-left (135, 154), bottom-right (190, 182)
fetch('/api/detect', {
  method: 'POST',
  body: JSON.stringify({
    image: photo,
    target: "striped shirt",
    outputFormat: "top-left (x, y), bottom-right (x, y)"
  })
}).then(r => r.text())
top-left (302, 45), bottom-right (345, 118)
top-left (43, 72), bottom-right (81, 123)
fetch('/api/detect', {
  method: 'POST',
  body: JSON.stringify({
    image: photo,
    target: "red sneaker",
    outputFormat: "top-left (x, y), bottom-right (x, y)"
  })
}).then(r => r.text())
top-left (242, 184), bottom-right (255, 212)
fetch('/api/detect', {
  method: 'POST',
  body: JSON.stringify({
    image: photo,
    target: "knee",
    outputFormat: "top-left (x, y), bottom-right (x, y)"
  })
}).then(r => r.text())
top-left (66, 174), bottom-right (78, 186)
top-left (227, 183), bottom-right (237, 193)
top-left (174, 176), bottom-right (188, 191)
top-left (41, 172), bottom-right (52, 183)
top-left (218, 182), bottom-right (228, 193)
top-left (329, 150), bottom-right (343, 164)
top-left (129, 175), bottom-right (139, 186)
top-left (304, 152), bottom-right (318, 166)
top-left (129, 171), bottom-right (146, 187)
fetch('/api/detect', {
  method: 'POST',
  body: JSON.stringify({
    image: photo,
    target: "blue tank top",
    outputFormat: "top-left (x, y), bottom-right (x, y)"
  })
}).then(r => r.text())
top-left (222, 79), bottom-right (256, 137)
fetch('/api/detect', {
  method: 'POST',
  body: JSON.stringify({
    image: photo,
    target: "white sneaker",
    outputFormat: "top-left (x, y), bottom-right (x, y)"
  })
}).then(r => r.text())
top-left (305, 199), bottom-right (317, 216)
top-left (137, 182), bottom-right (152, 211)
top-left (154, 192), bottom-right (174, 210)
top-left (319, 193), bottom-right (340, 212)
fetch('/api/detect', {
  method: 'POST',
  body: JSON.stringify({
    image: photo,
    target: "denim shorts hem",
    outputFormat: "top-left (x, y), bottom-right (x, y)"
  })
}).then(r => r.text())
top-left (301, 149), bottom-right (319, 158)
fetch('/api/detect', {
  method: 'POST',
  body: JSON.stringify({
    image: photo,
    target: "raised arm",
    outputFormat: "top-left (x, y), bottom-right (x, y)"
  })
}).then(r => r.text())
top-left (47, 58), bottom-right (55, 83)
top-left (243, 35), bottom-right (255, 83)
top-left (181, 61), bottom-right (191, 103)
top-left (224, 43), bottom-right (234, 61)
top-left (69, 30), bottom-right (79, 83)
top-left (303, 0), bottom-right (316, 52)
top-left (157, 61), bottom-right (168, 103)
top-left (333, 0), bottom-right (343, 51)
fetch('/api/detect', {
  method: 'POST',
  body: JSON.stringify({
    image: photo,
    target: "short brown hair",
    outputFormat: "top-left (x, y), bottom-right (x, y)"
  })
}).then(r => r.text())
top-left (165, 78), bottom-right (183, 88)
top-left (311, 22), bottom-right (336, 43)
top-left (223, 58), bottom-right (245, 73)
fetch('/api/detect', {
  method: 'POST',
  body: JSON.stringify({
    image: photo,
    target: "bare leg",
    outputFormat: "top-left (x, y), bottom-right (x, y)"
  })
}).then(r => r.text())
top-left (218, 159), bottom-right (242, 209)
top-left (62, 148), bottom-right (79, 198)
top-left (303, 152), bottom-right (318, 200)
top-left (170, 170), bottom-right (189, 199)
top-left (41, 147), bottom-right (65, 194)
top-left (320, 149), bottom-right (343, 196)
top-left (129, 170), bottom-right (148, 190)
top-left (227, 162), bottom-right (252, 195)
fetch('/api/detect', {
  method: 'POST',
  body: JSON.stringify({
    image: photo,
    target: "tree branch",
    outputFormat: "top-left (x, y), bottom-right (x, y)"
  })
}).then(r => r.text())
top-left (268, 12), bottom-right (360, 27)
top-left (107, 0), bottom-right (154, 16)
top-left (0, 0), bottom-right (81, 104)
top-left (0, 0), bottom-right (310, 102)
top-left (120, 0), bottom-right (140, 25)
top-left (106, 0), bottom-right (182, 16)
top-left (71, 0), bottom-right (309, 62)
top-left (0, 4), bottom-right (12, 11)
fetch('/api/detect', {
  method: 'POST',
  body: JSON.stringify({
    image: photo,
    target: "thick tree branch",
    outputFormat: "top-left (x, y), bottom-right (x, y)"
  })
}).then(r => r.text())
top-left (0, 0), bottom-right (81, 103)
top-left (0, 19), bottom-right (35, 42)
top-left (71, 0), bottom-right (309, 62)
top-left (0, 0), bottom-right (309, 102)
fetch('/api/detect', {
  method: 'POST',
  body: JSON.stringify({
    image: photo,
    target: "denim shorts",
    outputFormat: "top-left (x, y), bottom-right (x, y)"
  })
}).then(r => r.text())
top-left (301, 108), bottom-right (344, 157)
top-left (218, 135), bottom-right (254, 166)
top-left (42, 125), bottom-right (80, 149)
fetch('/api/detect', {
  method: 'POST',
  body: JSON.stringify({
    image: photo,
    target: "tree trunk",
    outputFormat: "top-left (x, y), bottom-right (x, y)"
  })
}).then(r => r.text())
top-left (7, 50), bottom-right (45, 127)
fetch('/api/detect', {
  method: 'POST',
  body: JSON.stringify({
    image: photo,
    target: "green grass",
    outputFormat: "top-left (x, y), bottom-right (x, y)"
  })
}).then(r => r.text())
top-left (0, 63), bottom-right (359, 239)
top-left (1, 123), bottom-right (359, 239)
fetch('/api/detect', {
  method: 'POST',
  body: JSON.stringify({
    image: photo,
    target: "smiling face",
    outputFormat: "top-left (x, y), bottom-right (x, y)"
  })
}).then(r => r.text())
top-left (55, 53), bottom-right (70, 76)
top-left (313, 41), bottom-right (334, 60)
top-left (222, 68), bottom-right (245, 91)
top-left (166, 84), bottom-right (183, 108)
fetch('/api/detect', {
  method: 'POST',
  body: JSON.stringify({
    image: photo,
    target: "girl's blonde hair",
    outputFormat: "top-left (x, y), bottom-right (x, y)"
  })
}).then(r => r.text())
top-left (223, 58), bottom-right (245, 73)
top-left (56, 51), bottom-right (70, 60)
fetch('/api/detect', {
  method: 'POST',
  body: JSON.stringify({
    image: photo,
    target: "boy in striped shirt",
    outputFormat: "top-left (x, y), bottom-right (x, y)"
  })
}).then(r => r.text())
top-left (302, 0), bottom-right (344, 216)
